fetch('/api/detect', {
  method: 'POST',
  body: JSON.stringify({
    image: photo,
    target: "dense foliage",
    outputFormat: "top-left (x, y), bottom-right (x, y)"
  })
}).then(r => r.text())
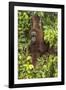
top-left (18, 11), bottom-right (58, 79)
